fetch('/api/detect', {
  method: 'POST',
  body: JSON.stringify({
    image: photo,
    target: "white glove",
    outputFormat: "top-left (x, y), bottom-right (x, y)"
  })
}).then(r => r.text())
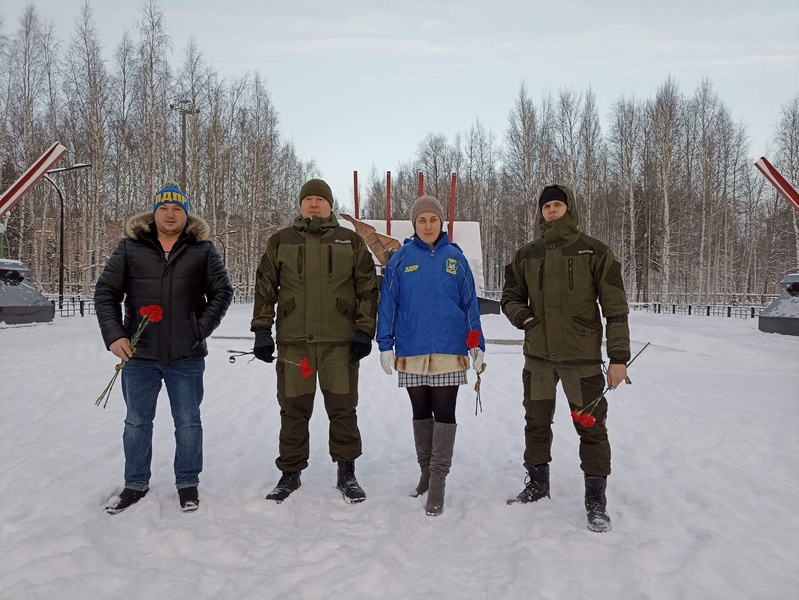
top-left (469, 347), bottom-right (485, 372)
top-left (380, 350), bottom-right (395, 375)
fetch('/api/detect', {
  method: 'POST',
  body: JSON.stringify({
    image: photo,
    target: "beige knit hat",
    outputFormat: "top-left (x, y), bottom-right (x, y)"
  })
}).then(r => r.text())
top-left (411, 195), bottom-right (445, 229)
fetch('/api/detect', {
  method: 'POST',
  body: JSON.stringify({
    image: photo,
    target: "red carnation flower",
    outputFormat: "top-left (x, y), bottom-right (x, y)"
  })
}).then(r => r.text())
top-left (579, 414), bottom-right (597, 428)
top-left (277, 357), bottom-right (314, 379)
top-left (466, 330), bottom-right (481, 349)
top-left (299, 358), bottom-right (313, 379)
top-left (571, 409), bottom-right (581, 422)
top-left (139, 305), bottom-right (164, 323)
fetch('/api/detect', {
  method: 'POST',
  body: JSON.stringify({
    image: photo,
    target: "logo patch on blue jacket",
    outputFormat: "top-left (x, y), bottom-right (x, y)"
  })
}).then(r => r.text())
top-left (446, 258), bottom-right (458, 275)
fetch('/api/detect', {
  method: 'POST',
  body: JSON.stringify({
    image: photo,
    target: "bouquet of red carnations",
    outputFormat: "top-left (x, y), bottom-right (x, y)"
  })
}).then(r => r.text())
top-left (95, 305), bottom-right (164, 409)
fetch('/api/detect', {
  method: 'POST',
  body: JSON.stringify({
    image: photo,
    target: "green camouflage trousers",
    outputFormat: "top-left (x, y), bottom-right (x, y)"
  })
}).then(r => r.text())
top-left (522, 359), bottom-right (611, 477)
top-left (275, 342), bottom-right (362, 472)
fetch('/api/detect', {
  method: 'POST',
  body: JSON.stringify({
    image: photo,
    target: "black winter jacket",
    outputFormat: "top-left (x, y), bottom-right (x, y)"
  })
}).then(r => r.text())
top-left (94, 211), bottom-right (233, 365)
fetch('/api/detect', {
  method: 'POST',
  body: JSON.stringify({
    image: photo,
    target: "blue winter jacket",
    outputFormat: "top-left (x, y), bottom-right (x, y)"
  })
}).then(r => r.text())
top-left (377, 233), bottom-right (484, 357)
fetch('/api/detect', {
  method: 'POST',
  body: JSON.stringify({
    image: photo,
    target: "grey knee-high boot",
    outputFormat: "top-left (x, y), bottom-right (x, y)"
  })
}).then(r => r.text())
top-left (411, 418), bottom-right (435, 497)
top-left (425, 422), bottom-right (457, 516)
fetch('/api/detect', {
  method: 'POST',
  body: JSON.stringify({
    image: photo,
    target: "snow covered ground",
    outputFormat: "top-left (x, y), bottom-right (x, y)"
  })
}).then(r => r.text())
top-left (1, 305), bottom-right (797, 599)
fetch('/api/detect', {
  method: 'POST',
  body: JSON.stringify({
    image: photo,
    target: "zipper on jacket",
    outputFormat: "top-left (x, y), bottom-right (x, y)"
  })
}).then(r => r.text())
top-left (298, 246), bottom-right (304, 284)
top-left (429, 246), bottom-right (437, 349)
top-left (568, 258), bottom-right (574, 290)
top-left (327, 245), bottom-right (332, 283)
top-left (167, 267), bottom-right (174, 365)
top-left (538, 262), bottom-right (544, 291)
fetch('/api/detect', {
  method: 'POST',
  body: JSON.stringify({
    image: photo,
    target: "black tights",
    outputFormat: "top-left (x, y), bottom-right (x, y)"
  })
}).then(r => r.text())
top-left (407, 385), bottom-right (459, 424)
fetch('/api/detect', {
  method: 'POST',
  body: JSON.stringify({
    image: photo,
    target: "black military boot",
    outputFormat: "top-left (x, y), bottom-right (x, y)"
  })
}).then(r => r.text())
top-left (507, 464), bottom-right (550, 505)
top-left (266, 471), bottom-right (302, 503)
top-left (337, 461), bottom-right (366, 504)
top-left (105, 487), bottom-right (148, 514)
top-left (585, 475), bottom-right (612, 532)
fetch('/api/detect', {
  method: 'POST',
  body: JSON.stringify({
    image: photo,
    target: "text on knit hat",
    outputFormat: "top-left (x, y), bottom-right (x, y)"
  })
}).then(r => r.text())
top-left (153, 185), bottom-right (190, 215)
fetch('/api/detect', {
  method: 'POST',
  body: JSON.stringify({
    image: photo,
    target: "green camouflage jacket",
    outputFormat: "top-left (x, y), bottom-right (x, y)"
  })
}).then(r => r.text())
top-left (501, 185), bottom-right (630, 366)
top-left (251, 214), bottom-right (378, 343)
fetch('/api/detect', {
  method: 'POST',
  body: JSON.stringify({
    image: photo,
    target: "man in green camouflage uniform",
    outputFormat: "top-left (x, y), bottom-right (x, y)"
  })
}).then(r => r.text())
top-left (251, 179), bottom-right (378, 504)
top-left (501, 184), bottom-right (630, 532)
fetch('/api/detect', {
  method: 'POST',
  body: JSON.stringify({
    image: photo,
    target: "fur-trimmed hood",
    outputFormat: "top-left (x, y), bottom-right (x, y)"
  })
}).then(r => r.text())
top-left (124, 211), bottom-right (212, 242)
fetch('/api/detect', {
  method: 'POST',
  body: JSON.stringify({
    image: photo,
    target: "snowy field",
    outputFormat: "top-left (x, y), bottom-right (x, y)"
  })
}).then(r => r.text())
top-left (1, 304), bottom-right (798, 599)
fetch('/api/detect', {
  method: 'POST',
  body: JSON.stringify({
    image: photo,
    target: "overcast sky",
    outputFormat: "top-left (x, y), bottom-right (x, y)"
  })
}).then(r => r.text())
top-left (2, 0), bottom-right (798, 210)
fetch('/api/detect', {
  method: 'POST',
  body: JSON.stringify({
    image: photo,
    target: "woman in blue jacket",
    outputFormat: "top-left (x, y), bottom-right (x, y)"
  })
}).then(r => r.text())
top-left (377, 195), bottom-right (485, 516)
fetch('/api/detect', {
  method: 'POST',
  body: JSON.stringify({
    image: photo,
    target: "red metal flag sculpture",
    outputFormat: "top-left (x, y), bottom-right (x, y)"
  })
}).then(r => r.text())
top-left (754, 157), bottom-right (799, 213)
top-left (0, 142), bottom-right (68, 217)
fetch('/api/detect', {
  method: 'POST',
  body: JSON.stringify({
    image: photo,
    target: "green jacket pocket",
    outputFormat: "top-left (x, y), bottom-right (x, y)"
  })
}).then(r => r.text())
top-left (336, 297), bottom-right (356, 319)
top-left (278, 296), bottom-right (296, 318)
top-left (523, 316), bottom-right (541, 331)
top-left (572, 315), bottom-right (602, 335)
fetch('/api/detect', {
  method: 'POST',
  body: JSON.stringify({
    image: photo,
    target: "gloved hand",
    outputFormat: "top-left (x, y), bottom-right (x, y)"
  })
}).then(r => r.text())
top-left (253, 331), bottom-right (275, 363)
top-left (469, 347), bottom-right (485, 372)
top-left (349, 330), bottom-right (372, 363)
top-left (380, 350), bottom-right (395, 375)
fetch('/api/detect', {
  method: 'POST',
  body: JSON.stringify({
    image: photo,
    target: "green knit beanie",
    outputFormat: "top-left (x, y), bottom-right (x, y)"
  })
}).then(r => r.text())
top-left (299, 179), bottom-right (333, 206)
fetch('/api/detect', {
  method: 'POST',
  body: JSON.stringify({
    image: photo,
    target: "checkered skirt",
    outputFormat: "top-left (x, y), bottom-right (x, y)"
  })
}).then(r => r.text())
top-left (398, 370), bottom-right (468, 388)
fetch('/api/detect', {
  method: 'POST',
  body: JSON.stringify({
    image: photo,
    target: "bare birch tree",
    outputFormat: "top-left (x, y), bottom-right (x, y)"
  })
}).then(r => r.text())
top-left (65, 1), bottom-right (110, 289)
top-left (135, 0), bottom-right (171, 198)
top-left (609, 95), bottom-right (640, 299)
top-left (554, 87), bottom-right (582, 189)
top-left (650, 78), bottom-right (681, 300)
top-left (578, 86), bottom-right (602, 236)
top-left (7, 6), bottom-right (45, 260)
top-left (503, 82), bottom-right (539, 244)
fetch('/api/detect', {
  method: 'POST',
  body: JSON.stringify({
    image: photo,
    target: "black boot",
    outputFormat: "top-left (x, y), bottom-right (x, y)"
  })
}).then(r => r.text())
top-left (507, 464), bottom-right (550, 505)
top-left (178, 486), bottom-right (199, 512)
top-left (105, 487), bottom-right (148, 514)
top-left (585, 475), bottom-right (611, 532)
top-left (336, 461), bottom-right (366, 504)
top-left (266, 471), bottom-right (302, 503)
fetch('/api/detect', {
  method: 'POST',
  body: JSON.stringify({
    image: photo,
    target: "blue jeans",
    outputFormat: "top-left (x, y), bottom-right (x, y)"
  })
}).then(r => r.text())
top-left (120, 358), bottom-right (205, 490)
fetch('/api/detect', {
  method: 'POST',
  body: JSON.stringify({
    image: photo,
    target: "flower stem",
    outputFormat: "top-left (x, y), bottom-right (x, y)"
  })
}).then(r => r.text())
top-left (94, 314), bottom-right (155, 409)
top-left (578, 343), bottom-right (651, 415)
top-left (95, 361), bottom-right (125, 409)
top-left (277, 357), bottom-right (302, 368)
top-left (578, 386), bottom-right (611, 416)
top-left (129, 316), bottom-right (149, 349)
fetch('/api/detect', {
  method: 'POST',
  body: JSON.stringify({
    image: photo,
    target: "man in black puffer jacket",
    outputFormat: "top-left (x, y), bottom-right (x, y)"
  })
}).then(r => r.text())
top-left (95, 184), bottom-right (233, 514)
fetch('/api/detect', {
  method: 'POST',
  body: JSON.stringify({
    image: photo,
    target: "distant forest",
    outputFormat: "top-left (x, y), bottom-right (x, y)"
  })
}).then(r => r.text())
top-left (1, 2), bottom-right (797, 303)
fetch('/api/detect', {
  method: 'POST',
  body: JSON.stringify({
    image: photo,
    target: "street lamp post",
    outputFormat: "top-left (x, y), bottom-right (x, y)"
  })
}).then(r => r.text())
top-left (213, 230), bottom-right (238, 267)
top-left (0, 217), bottom-right (7, 259)
top-left (43, 162), bottom-right (92, 309)
top-left (170, 99), bottom-right (200, 192)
